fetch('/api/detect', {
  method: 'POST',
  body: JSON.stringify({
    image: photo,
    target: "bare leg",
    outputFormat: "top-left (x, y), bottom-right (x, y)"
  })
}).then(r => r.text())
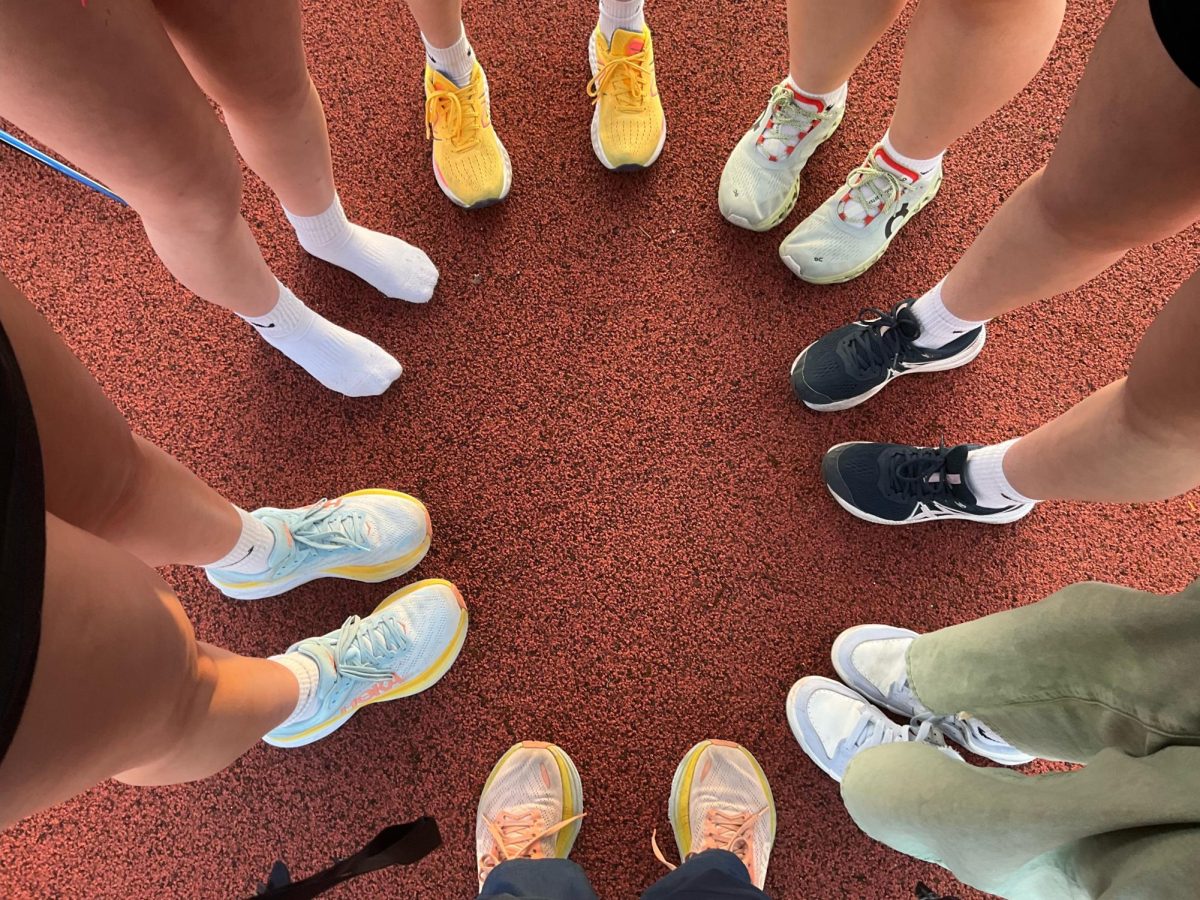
top-left (0, 515), bottom-right (295, 829)
top-left (889, 0), bottom-right (1064, 158)
top-left (787, 0), bottom-right (907, 93)
top-left (941, 0), bottom-right (1200, 321)
top-left (0, 272), bottom-right (241, 568)
top-left (1004, 267), bottom-right (1200, 502)
top-left (0, 0), bottom-right (277, 315)
top-left (404, 0), bottom-right (465, 48)
top-left (151, 0), bottom-right (334, 216)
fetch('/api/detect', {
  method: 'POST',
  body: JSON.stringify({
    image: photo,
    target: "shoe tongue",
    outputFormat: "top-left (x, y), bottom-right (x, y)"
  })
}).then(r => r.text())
top-left (609, 28), bottom-right (646, 56)
top-left (261, 515), bottom-right (296, 570)
top-left (942, 445), bottom-right (977, 504)
top-left (894, 303), bottom-right (921, 341)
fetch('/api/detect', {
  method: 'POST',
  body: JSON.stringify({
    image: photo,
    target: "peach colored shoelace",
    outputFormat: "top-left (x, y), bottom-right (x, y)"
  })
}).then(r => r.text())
top-left (651, 807), bottom-right (767, 877)
top-left (478, 811), bottom-right (586, 884)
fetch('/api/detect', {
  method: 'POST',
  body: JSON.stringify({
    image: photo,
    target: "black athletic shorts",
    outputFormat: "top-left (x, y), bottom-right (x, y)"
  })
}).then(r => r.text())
top-left (0, 318), bottom-right (44, 766)
top-left (1150, 0), bottom-right (1200, 89)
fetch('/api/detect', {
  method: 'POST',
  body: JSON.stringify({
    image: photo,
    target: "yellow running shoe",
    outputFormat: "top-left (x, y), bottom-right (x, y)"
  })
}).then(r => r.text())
top-left (586, 26), bottom-right (666, 170)
top-left (425, 62), bottom-right (512, 208)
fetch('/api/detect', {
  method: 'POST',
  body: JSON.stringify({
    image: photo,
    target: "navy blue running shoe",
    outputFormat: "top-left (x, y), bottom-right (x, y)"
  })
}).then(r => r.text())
top-left (791, 299), bottom-right (985, 411)
top-left (822, 441), bottom-right (1036, 525)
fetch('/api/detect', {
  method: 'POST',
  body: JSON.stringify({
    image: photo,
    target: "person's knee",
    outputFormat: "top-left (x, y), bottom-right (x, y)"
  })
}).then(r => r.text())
top-left (1029, 166), bottom-right (1138, 251)
top-left (131, 144), bottom-right (244, 236)
top-left (84, 433), bottom-right (157, 544)
top-left (225, 70), bottom-right (315, 122)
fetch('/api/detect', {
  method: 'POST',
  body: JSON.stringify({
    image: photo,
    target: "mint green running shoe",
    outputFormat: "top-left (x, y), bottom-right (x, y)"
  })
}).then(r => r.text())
top-left (205, 489), bottom-right (431, 601)
top-left (265, 578), bottom-right (468, 748)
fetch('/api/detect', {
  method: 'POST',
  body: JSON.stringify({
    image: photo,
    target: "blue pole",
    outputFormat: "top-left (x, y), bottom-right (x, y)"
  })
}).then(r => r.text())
top-left (0, 129), bottom-right (127, 206)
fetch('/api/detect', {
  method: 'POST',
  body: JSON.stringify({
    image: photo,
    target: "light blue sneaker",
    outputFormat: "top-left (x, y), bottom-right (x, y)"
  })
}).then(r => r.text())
top-left (265, 578), bottom-right (468, 748)
top-left (205, 489), bottom-right (431, 600)
top-left (786, 676), bottom-right (961, 782)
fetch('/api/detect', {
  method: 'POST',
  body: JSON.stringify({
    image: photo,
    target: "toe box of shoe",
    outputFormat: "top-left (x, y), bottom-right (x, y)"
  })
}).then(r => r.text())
top-left (718, 132), bottom-right (798, 228)
top-left (790, 330), bottom-right (860, 405)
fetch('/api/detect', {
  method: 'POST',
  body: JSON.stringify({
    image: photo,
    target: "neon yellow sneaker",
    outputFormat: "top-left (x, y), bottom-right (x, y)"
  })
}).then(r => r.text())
top-left (424, 63), bottom-right (512, 208)
top-left (586, 26), bottom-right (666, 170)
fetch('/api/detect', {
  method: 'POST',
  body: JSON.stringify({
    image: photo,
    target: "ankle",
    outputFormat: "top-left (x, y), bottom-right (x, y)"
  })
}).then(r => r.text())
top-left (784, 75), bottom-right (847, 109)
top-left (423, 24), bottom-right (475, 87)
top-left (880, 129), bottom-right (944, 176)
top-left (964, 439), bottom-right (1039, 508)
top-left (910, 278), bottom-right (989, 349)
top-left (284, 193), bottom-right (353, 252)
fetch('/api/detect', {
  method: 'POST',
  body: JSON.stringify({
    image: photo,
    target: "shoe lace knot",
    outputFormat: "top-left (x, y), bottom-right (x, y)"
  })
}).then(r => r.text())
top-left (650, 807), bottom-right (766, 879)
top-left (587, 47), bottom-right (651, 111)
top-left (426, 79), bottom-right (484, 150)
top-left (886, 443), bottom-right (958, 503)
top-left (328, 613), bottom-right (410, 681)
top-left (838, 158), bottom-right (906, 226)
top-left (271, 499), bottom-right (370, 575)
top-left (843, 303), bottom-right (915, 375)
top-left (755, 84), bottom-right (821, 156)
top-left (478, 811), bottom-right (585, 883)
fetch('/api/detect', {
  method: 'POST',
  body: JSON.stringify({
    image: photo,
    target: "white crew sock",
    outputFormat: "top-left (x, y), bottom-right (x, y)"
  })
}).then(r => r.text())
top-left (963, 439), bottom-right (1038, 508)
top-left (910, 278), bottom-right (989, 349)
top-left (204, 508), bottom-right (275, 574)
top-left (241, 280), bottom-right (403, 397)
top-left (422, 25), bottom-right (476, 88)
top-left (270, 652), bottom-right (322, 729)
top-left (598, 0), bottom-right (645, 41)
top-left (785, 75), bottom-right (847, 110)
top-left (880, 129), bottom-right (944, 177)
top-left (284, 194), bottom-right (438, 303)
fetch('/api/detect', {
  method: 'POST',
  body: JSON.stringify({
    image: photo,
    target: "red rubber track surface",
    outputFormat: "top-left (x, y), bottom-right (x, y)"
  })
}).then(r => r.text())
top-left (2, 0), bottom-right (1198, 897)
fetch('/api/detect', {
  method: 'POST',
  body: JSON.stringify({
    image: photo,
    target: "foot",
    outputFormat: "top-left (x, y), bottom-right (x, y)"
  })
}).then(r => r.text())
top-left (718, 81), bottom-right (845, 232)
top-left (656, 739), bottom-right (776, 890)
top-left (788, 676), bottom-right (963, 782)
top-left (245, 284), bottom-right (403, 397)
top-left (832, 625), bottom-right (1035, 766)
top-left (779, 145), bottom-right (941, 284)
top-left (425, 62), bottom-right (511, 208)
top-left (264, 578), bottom-right (468, 747)
top-left (287, 195), bottom-right (438, 303)
top-left (587, 25), bottom-right (666, 171)
top-left (822, 441), bottom-right (1037, 525)
top-left (476, 742), bottom-right (585, 891)
top-left (790, 299), bottom-right (986, 411)
top-left (205, 490), bottom-right (431, 600)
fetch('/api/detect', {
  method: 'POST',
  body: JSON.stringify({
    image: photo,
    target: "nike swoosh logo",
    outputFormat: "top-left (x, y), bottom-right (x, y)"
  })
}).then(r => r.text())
top-left (226, 545), bottom-right (255, 567)
top-left (252, 321), bottom-right (276, 329)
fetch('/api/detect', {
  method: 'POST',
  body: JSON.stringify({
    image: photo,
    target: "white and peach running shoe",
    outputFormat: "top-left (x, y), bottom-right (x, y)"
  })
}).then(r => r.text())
top-left (718, 80), bottom-right (846, 232)
top-left (476, 741), bottom-right (586, 891)
top-left (654, 739), bottom-right (777, 890)
top-left (264, 578), bottom-right (468, 748)
top-left (779, 144), bottom-right (942, 283)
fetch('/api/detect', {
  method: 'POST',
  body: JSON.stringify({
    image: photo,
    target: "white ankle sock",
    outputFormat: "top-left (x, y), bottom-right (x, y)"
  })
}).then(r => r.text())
top-left (880, 129), bottom-right (944, 177)
top-left (241, 280), bottom-right (403, 397)
top-left (785, 76), bottom-right (847, 110)
top-left (284, 194), bottom-right (438, 303)
top-left (270, 652), bottom-right (322, 729)
top-left (205, 508), bottom-right (274, 574)
top-left (910, 278), bottom-right (989, 349)
top-left (598, 0), bottom-right (645, 41)
top-left (422, 25), bottom-right (475, 87)
top-left (964, 439), bottom-right (1038, 508)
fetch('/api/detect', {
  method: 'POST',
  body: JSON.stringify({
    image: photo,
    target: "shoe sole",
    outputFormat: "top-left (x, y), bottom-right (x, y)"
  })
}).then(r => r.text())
top-left (792, 325), bottom-right (987, 412)
top-left (209, 489), bottom-right (433, 601)
top-left (432, 69), bottom-right (513, 209)
top-left (830, 625), bottom-right (1036, 767)
top-left (719, 104), bottom-right (848, 233)
top-left (264, 578), bottom-right (469, 748)
top-left (480, 741), bottom-right (585, 862)
top-left (669, 739), bottom-right (776, 863)
top-left (588, 34), bottom-right (667, 172)
top-left (780, 173), bottom-right (942, 284)
top-left (823, 445), bottom-right (1036, 526)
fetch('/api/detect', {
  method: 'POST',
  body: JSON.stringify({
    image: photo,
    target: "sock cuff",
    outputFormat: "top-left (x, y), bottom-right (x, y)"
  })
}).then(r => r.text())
top-left (966, 439), bottom-right (1038, 505)
top-left (205, 507), bottom-right (273, 571)
top-left (284, 193), bottom-right (352, 249)
top-left (420, 22), bottom-right (467, 54)
top-left (785, 76), bottom-right (848, 109)
top-left (422, 25), bottom-right (475, 86)
top-left (241, 280), bottom-right (311, 337)
top-left (917, 278), bottom-right (989, 329)
top-left (880, 129), bottom-right (944, 175)
top-left (270, 652), bottom-right (322, 729)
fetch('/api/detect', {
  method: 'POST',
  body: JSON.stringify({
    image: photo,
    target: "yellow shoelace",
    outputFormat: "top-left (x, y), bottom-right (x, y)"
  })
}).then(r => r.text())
top-left (425, 79), bottom-right (484, 151)
top-left (586, 48), bottom-right (651, 111)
